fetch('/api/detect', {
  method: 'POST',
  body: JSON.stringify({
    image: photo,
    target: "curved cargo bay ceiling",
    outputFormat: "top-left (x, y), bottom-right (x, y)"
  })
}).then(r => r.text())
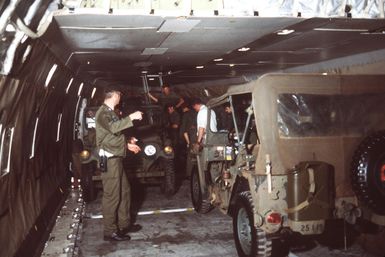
top-left (31, 1), bottom-right (385, 87)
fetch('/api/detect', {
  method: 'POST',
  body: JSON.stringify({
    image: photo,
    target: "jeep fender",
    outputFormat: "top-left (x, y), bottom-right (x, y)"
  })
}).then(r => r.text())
top-left (228, 176), bottom-right (250, 216)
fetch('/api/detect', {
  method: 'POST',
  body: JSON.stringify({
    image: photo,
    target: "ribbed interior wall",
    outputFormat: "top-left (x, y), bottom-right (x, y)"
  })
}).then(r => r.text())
top-left (0, 39), bottom-right (83, 257)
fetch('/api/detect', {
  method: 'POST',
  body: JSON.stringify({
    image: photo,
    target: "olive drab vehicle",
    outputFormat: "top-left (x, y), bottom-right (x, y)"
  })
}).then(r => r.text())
top-left (77, 97), bottom-right (176, 202)
top-left (190, 73), bottom-right (385, 257)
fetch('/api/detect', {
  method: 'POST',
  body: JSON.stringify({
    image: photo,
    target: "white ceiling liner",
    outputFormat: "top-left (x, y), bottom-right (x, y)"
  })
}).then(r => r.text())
top-left (61, 0), bottom-right (385, 18)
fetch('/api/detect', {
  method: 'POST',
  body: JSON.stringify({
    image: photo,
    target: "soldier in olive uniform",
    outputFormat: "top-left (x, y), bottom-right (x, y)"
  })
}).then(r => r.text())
top-left (165, 104), bottom-right (181, 148)
top-left (95, 88), bottom-right (143, 241)
top-left (180, 103), bottom-right (197, 178)
top-left (147, 84), bottom-right (184, 109)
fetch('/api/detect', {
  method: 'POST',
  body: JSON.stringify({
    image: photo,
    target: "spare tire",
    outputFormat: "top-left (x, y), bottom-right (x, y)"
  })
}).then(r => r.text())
top-left (351, 131), bottom-right (385, 215)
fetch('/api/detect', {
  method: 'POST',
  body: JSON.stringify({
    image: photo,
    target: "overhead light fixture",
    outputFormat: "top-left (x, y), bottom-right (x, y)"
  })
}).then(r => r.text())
top-left (213, 58), bottom-right (223, 62)
top-left (78, 83), bottom-right (84, 96)
top-left (87, 61), bottom-right (90, 65)
top-left (196, 65), bottom-right (204, 69)
top-left (229, 64), bottom-right (235, 67)
top-left (66, 78), bottom-right (74, 94)
top-left (322, 72), bottom-right (328, 75)
top-left (91, 87), bottom-right (97, 98)
top-left (238, 47), bottom-right (250, 52)
top-left (45, 64), bottom-right (58, 87)
top-left (277, 29), bottom-right (295, 35)
top-left (141, 70), bottom-right (148, 74)
top-left (141, 48), bottom-right (168, 55)
top-left (361, 31), bottom-right (385, 35)
top-left (149, 78), bottom-right (155, 81)
top-left (314, 28), bottom-right (367, 32)
top-left (258, 61), bottom-right (273, 64)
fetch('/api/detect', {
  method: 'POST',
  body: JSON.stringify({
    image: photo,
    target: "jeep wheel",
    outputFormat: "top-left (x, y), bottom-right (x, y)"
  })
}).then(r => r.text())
top-left (351, 131), bottom-right (385, 215)
top-left (233, 191), bottom-right (272, 257)
top-left (162, 158), bottom-right (176, 196)
top-left (191, 166), bottom-right (212, 214)
top-left (81, 164), bottom-right (96, 203)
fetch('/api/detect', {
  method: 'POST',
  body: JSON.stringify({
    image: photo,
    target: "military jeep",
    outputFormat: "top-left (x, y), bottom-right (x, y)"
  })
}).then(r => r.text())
top-left (78, 97), bottom-right (176, 202)
top-left (191, 74), bottom-right (385, 257)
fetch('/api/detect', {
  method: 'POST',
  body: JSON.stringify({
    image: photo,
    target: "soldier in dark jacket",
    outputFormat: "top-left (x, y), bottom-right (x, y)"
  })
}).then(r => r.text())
top-left (147, 84), bottom-right (184, 109)
top-left (166, 104), bottom-right (181, 148)
top-left (180, 103), bottom-right (197, 178)
top-left (95, 88), bottom-right (143, 241)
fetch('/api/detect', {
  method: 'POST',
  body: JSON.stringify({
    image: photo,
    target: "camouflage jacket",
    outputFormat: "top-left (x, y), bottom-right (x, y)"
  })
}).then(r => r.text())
top-left (95, 104), bottom-right (133, 157)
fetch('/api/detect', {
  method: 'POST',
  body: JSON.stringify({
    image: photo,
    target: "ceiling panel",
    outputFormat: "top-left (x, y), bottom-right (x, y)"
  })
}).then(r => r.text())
top-left (45, 13), bottom-right (385, 88)
top-left (55, 14), bottom-right (164, 28)
top-left (61, 28), bottom-right (168, 50)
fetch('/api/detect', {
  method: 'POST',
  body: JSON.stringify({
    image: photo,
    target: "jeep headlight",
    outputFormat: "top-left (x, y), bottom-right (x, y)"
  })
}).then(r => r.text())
top-left (79, 150), bottom-right (90, 160)
top-left (144, 145), bottom-right (157, 156)
top-left (164, 146), bottom-right (173, 154)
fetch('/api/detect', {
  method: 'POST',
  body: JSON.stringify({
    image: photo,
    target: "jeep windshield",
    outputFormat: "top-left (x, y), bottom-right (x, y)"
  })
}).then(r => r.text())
top-left (83, 103), bottom-right (164, 132)
top-left (136, 105), bottom-right (165, 128)
top-left (277, 93), bottom-right (385, 138)
top-left (118, 97), bottom-right (163, 128)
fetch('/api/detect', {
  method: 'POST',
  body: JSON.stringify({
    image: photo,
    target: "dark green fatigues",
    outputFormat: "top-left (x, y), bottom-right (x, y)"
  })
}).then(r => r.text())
top-left (180, 110), bottom-right (197, 177)
top-left (95, 104), bottom-right (134, 236)
top-left (167, 110), bottom-right (181, 148)
top-left (158, 92), bottom-right (180, 108)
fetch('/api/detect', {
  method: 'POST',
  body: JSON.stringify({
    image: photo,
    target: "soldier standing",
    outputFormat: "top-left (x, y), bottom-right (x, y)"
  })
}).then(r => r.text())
top-left (95, 88), bottom-right (143, 241)
top-left (180, 103), bottom-right (197, 178)
top-left (147, 84), bottom-right (184, 109)
top-left (191, 98), bottom-right (217, 145)
top-left (165, 104), bottom-right (181, 148)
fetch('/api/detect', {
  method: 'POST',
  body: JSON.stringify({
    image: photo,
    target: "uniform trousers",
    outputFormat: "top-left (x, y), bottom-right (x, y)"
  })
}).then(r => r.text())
top-left (101, 157), bottom-right (131, 236)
